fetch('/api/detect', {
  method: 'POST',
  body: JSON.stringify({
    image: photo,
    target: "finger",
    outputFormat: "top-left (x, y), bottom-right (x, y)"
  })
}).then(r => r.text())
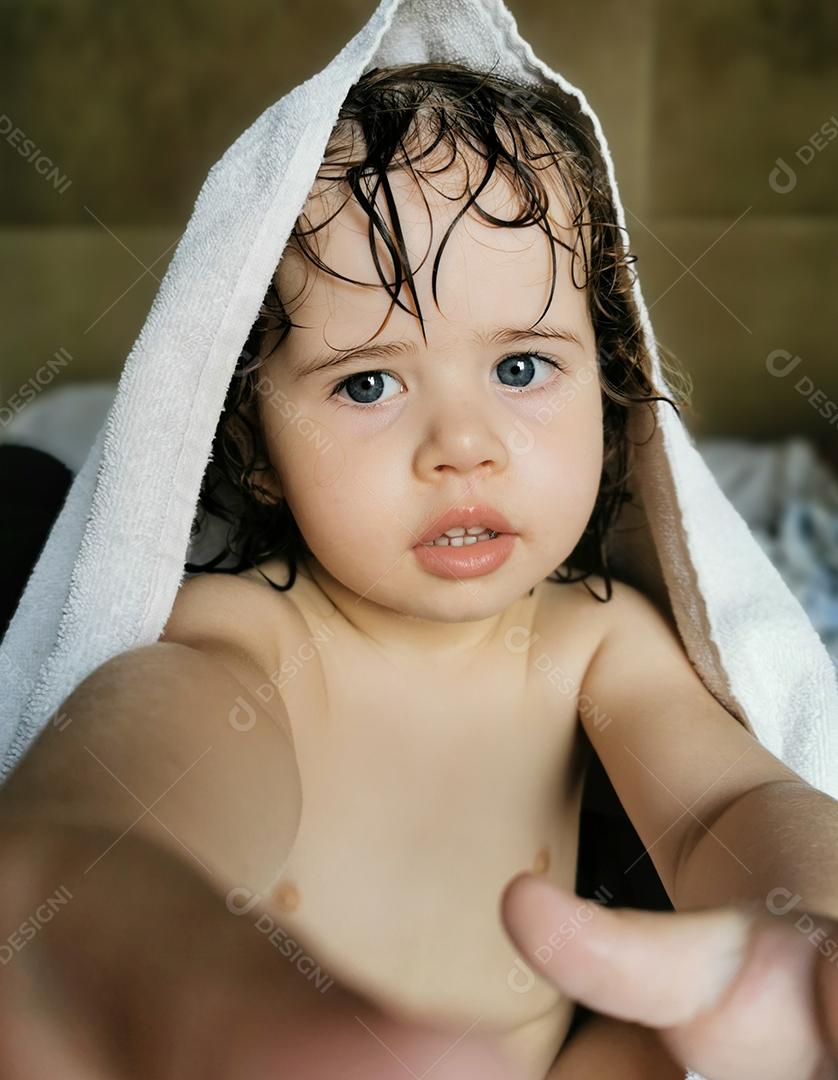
top-left (815, 937), bottom-right (838, 1060)
top-left (501, 873), bottom-right (829, 1080)
top-left (501, 872), bottom-right (752, 1026)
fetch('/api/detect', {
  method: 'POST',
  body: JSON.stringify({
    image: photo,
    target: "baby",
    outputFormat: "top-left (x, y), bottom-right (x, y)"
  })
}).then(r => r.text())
top-left (1, 62), bottom-right (835, 1079)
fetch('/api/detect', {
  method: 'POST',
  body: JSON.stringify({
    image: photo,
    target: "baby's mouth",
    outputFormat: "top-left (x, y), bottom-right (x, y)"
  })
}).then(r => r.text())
top-left (414, 504), bottom-right (516, 547)
top-left (421, 526), bottom-right (499, 547)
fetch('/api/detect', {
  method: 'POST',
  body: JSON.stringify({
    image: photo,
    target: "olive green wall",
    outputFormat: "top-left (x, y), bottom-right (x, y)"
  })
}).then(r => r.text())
top-left (2, 0), bottom-right (837, 445)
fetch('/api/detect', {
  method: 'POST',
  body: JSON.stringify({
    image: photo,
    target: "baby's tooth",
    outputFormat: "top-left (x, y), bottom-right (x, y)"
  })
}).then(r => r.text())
top-left (424, 529), bottom-right (496, 546)
top-left (466, 527), bottom-right (485, 535)
top-left (445, 527), bottom-right (466, 537)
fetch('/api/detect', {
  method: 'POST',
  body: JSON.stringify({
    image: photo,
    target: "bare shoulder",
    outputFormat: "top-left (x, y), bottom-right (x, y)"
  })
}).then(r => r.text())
top-left (532, 570), bottom-right (636, 664)
top-left (575, 572), bottom-right (710, 711)
top-left (552, 572), bottom-right (681, 653)
top-left (160, 569), bottom-right (292, 687)
top-left (585, 573), bottom-right (698, 676)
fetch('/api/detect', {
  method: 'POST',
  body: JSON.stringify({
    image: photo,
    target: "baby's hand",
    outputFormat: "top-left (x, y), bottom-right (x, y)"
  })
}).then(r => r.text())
top-left (501, 873), bottom-right (838, 1080)
top-left (0, 818), bottom-right (515, 1079)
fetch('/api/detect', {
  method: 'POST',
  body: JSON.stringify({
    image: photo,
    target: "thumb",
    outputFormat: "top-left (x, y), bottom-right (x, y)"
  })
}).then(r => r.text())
top-left (500, 873), bottom-right (752, 1028)
top-left (500, 873), bottom-right (836, 1080)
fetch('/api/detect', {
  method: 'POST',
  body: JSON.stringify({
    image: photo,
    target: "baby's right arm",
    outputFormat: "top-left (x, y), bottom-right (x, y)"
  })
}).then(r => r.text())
top-left (0, 644), bottom-right (513, 1078)
top-left (0, 641), bottom-right (303, 894)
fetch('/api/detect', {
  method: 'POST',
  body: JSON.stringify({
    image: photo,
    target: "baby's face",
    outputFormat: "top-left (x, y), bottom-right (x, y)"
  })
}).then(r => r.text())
top-left (256, 158), bottom-right (603, 623)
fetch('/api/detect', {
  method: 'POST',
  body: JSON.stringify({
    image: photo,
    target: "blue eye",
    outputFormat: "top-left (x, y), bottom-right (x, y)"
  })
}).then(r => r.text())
top-left (493, 351), bottom-right (565, 390)
top-left (330, 370), bottom-right (403, 408)
top-left (328, 351), bottom-right (566, 409)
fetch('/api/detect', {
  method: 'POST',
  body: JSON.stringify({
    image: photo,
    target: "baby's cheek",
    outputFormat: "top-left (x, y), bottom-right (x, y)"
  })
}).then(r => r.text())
top-left (267, 404), bottom-right (350, 496)
top-left (284, 480), bottom-right (343, 544)
top-left (531, 418), bottom-right (602, 495)
top-left (523, 420), bottom-right (603, 554)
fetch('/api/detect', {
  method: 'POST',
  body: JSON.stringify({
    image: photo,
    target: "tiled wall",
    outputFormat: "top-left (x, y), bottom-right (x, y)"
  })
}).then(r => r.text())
top-left (2, 0), bottom-right (836, 443)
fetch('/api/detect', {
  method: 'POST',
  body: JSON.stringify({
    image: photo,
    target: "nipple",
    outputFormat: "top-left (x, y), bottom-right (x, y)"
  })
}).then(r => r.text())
top-left (532, 846), bottom-right (551, 875)
top-left (273, 879), bottom-right (301, 914)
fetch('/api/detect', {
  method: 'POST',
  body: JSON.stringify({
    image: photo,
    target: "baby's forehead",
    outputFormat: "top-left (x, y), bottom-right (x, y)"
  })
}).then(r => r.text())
top-left (279, 157), bottom-right (587, 339)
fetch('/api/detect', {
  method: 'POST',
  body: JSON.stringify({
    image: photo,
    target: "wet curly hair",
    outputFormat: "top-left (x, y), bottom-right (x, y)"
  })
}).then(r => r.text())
top-left (184, 60), bottom-right (690, 601)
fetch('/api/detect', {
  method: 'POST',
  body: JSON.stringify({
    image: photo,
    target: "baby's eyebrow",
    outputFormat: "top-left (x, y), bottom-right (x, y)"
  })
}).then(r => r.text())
top-left (290, 323), bottom-right (585, 379)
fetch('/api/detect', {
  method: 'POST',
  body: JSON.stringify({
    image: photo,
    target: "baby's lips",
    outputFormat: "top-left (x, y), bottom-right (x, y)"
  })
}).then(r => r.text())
top-left (415, 503), bottom-right (516, 544)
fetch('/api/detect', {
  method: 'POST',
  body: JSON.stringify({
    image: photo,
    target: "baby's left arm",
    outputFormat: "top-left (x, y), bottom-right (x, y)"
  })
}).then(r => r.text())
top-left (577, 580), bottom-right (838, 919)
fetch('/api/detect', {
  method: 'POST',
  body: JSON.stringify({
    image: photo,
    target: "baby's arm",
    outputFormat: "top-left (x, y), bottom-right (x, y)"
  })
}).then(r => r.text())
top-left (0, 643), bottom-right (513, 1078)
top-left (577, 579), bottom-right (837, 916)
top-left (524, 579), bottom-right (838, 1080)
top-left (0, 640), bottom-right (302, 893)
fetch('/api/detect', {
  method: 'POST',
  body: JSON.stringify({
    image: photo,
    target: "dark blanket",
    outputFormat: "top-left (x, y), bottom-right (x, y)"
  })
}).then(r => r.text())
top-left (0, 445), bottom-right (73, 642)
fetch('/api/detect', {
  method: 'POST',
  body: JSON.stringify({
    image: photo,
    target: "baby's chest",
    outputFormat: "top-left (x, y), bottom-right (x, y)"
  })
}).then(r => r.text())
top-left (263, 647), bottom-right (590, 1039)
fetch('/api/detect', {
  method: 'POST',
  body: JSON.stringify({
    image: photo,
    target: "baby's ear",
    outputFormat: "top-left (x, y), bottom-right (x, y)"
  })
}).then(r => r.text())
top-left (251, 464), bottom-right (283, 505)
top-left (225, 402), bottom-right (284, 505)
